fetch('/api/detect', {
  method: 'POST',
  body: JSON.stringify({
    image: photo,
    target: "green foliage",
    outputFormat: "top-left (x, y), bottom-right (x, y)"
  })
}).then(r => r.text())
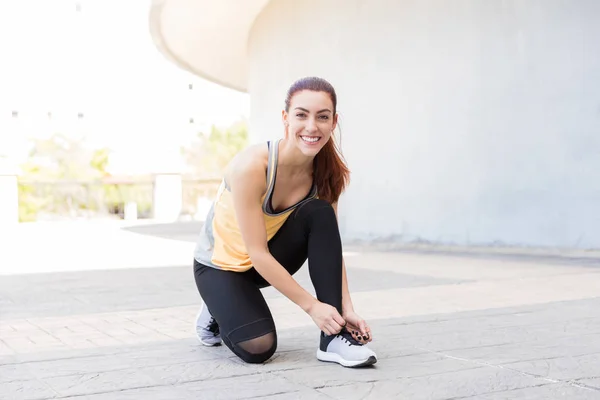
top-left (17, 134), bottom-right (112, 221)
top-left (22, 134), bottom-right (108, 181)
top-left (17, 183), bottom-right (40, 222)
top-left (90, 148), bottom-right (110, 175)
top-left (183, 120), bottom-right (249, 178)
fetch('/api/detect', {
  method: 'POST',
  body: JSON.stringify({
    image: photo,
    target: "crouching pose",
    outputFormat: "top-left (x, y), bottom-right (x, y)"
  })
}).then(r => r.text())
top-left (193, 76), bottom-right (377, 367)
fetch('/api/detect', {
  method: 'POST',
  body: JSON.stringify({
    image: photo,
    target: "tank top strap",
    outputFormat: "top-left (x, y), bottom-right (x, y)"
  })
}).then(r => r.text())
top-left (266, 139), bottom-right (280, 191)
top-left (263, 139), bottom-right (280, 213)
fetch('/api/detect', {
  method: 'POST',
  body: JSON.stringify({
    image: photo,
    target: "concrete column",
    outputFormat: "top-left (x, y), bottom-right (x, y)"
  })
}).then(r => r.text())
top-left (124, 201), bottom-right (138, 221)
top-left (153, 173), bottom-right (182, 221)
top-left (0, 164), bottom-right (19, 225)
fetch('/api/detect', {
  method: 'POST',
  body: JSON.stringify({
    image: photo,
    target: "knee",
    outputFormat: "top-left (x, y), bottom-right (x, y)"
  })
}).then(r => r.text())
top-left (237, 342), bottom-right (277, 364)
top-left (240, 347), bottom-right (276, 364)
top-left (234, 333), bottom-right (277, 364)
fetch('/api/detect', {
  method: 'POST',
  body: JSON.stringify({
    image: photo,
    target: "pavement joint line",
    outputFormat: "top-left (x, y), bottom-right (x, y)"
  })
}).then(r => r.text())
top-left (381, 309), bottom-right (541, 327)
top-left (500, 349), bottom-right (600, 366)
top-left (404, 329), bottom-right (600, 353)
top-left (390, 314), bottom-right (600, 334)
top-left (49, 382), bottom-right (179, 400)
top-left (311, 381), bottom-right (377, 395)
top-left (415, 346), bottom-right (600, 393)
top-left (7, 357), bottom-right (214, 380)
top-left (443, 383), bottom-right (554, 400)
top-left (40, 378), bottom-right (62, 399)
top-left (266, 369), bottom-right (323, 397)
top-left (26, 319), bottom-right (69, 343)
top-left (567, 381), bottom-right (600, 392)
top-left (17, 353), bottom-right (260, 399)
top-left (415, 347), bottom-right (561, 383)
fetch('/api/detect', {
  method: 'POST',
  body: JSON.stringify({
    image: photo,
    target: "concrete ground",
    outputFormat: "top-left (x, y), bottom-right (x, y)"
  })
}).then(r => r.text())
top-left (1, 221), bottom-right (600, 399)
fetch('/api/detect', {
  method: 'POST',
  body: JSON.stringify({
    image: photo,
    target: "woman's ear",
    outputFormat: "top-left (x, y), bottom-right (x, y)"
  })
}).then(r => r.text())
top-left (332, 113), bottom-right (339, 132)
top-left (281, 110), bottom-right (289, 125)
top-left (282, 110), bottom-right (289, 137)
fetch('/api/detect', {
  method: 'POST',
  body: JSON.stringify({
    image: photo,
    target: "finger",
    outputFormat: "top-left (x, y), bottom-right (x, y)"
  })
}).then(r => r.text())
top-left (322, 325), bottom-right (332, 336)
top-left (358, 320), bottom-right (368, 336)
top-left (329, 321), bottom-right (343, 334)
top-left (363, 327), bottom-right (372, 342)
top-left (350, 329), bottom-right (364, 342)
top-left (327, 322), bottom-right (341, 335)
top-left (352, 326), bottom-right (368, 343)
top-left (333, 312), bottom-right (346, 328)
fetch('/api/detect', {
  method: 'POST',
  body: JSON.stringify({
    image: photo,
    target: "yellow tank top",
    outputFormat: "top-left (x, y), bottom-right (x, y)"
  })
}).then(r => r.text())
top-left (194, 139), bottom-right (318, 272)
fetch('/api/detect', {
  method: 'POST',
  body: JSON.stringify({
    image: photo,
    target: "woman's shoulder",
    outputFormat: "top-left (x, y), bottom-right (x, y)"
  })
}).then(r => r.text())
top-left (224, 141), bottom-right (269, 186)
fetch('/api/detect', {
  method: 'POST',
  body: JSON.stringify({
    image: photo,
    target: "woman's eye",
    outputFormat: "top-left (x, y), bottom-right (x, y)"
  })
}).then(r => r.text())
top-left (296, 113), bottom-right (306, 118)
top-left (319, 115), bottom-right (329, 120)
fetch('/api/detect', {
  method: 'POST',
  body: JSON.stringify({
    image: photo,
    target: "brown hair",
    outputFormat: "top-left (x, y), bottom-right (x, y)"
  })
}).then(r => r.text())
top-left (284, 77), bottom-right (350, 204)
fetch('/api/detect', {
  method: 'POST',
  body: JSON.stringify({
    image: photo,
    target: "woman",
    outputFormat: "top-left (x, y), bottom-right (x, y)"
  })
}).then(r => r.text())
top-left (193, 76), bottom-right (377, 367)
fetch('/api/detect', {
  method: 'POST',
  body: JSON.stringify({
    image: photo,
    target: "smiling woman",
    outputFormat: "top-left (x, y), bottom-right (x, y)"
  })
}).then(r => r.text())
top-left (282, 77), bottom-right (350, 205)
top-left (192, 76), bottom-right (377, 368)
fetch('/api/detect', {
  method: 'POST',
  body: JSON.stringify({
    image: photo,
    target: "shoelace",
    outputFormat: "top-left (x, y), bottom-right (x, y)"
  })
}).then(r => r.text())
top-left (207, 318), bottom-right (220, 336)
top-left (339, 329), bottom-right (362, 346)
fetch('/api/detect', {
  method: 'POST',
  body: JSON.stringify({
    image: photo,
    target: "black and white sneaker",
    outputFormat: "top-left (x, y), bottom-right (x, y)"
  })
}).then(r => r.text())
top-left (194, 302), bottom-right (221, 346)
top-left (317, 329), bottom-right (377, 367)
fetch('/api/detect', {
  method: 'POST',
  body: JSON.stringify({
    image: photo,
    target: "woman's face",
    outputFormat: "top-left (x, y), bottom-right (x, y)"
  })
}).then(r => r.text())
top-left (283, 90), bottom-right (338, 157)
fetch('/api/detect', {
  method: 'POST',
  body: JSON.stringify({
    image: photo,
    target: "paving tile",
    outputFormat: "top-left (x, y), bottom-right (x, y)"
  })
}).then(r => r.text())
top-left (577, 377), bottom-right (600, 389)
top-left (275, 352), bottom-right (482, 388)
top-left (0, 363), bottom-right (36, 383)
top-left (21, 343), bottom-right (224, 379)
top-left (318, 368), bottom-right (544, 400)
top-left (463, 383), bottom-right (600, 399)
top-left (504, 353), bottom-right (600, 381)
top-left (252, 388), bottom-right (332, 399)
top-left (140, 358), bottom-right (257, 385)
top-left (177, 373), bottom-right (309, 399)
top-left (43, 368), bottom-right (159, 397)
top-left (25, 354), bottom-right (139, 379)
top-left (0, 339), bottom-right (16, 356)
top-left (1, 379), bottom-right (59, 400)
top-left (445, 334), bottom-right (600, 365)
top-left (66, 385), bottom-right (193, 400)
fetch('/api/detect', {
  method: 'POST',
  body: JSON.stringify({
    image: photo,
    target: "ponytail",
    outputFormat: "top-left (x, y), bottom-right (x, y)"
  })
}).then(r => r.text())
top-left (313, 132), bottom-right (350, 204)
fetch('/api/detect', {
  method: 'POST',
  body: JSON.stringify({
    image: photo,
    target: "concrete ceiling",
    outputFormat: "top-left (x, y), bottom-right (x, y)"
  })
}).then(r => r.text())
top-left (149, 0), bottom-right (271, 93)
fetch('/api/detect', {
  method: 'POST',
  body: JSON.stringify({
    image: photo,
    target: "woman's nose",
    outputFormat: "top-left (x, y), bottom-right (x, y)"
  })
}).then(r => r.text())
top-left (305, 118), bottom-right (317, 132)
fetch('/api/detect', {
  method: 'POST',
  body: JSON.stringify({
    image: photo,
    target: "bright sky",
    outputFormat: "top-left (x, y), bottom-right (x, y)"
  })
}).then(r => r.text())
top-left (0, 0), bottom-right (250, 174)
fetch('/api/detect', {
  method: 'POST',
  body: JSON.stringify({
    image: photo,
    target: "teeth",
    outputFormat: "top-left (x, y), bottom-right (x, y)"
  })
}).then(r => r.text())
top-left (301, 136), bottom-right (319, 143)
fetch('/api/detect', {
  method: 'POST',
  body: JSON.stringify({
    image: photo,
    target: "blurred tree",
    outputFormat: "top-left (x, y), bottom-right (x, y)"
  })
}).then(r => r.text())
top-left (18, 134), bottom-right (112, 221)
top-left (183, 119), bottom-right (249, 178)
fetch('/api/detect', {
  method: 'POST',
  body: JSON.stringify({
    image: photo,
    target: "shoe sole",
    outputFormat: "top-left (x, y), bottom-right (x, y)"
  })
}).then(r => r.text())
top-left (197, 335), bottom-right (222, 347)
top-left (316, 350), bottom-right (377, 368)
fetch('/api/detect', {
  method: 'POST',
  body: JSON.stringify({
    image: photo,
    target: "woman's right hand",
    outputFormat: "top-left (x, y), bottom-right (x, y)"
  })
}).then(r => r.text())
top-left (307, 301), bottom-right (346, 335)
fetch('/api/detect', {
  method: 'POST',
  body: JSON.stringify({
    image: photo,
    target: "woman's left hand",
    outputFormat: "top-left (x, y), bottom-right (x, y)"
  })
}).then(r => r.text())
top-left (343, 310), bottom-right (373, 344)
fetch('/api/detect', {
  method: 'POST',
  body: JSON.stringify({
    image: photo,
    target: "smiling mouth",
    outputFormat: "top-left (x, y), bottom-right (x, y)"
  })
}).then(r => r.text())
top-left (301, 136), bottom-right (321, 144)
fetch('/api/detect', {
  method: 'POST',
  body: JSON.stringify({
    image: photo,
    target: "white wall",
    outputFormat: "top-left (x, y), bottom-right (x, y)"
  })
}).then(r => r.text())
top-left (247, 0), bottom-right (600, 248)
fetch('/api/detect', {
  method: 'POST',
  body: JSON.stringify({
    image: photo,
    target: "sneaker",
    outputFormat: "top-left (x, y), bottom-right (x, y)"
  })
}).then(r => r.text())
top-left (195, 302), bottom-right (221, 346)
top-left (317, 329), bottom-right (377, 367)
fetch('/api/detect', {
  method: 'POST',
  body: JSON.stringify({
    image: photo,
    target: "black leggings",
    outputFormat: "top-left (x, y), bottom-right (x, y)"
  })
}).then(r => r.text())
top-left (193, 198), bottom-right (343, 364)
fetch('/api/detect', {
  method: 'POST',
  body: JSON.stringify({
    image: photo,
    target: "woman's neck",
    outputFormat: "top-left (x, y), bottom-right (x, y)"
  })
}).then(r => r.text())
top-left (278, 139), bottom-right (314, 175)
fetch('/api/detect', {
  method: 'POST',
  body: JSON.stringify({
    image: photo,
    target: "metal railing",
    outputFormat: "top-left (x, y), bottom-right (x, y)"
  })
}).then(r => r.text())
top-left (17, 177), bottom-right (221, 222)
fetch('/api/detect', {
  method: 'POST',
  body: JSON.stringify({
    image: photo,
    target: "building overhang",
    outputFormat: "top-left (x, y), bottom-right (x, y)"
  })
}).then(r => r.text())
top-left (148, 0), bottom-right (271, 93)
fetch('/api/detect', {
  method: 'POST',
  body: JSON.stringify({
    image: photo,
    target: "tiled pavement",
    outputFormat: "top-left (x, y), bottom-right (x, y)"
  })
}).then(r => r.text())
top-left (1, 221), bottom-right (600, 399)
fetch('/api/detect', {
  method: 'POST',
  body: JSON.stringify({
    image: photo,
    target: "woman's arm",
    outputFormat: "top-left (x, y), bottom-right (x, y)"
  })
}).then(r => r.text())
top-left (229, 152), bottom-right (315, 311)
top-left (228, 150), bottom-right (346, 335)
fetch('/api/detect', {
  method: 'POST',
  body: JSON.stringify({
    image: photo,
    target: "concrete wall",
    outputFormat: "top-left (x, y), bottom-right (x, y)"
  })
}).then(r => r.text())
top-left (247, 0), bottom-right (600, 248)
